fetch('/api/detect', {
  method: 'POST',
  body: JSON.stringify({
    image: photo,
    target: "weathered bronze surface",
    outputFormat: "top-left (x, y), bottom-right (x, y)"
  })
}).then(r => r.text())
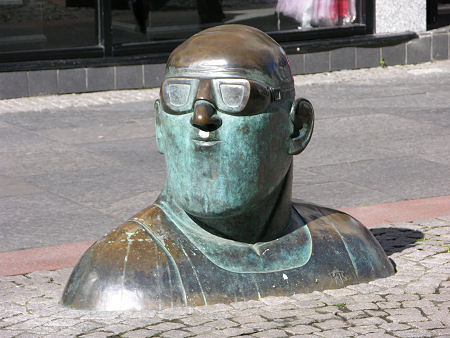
top-left (62, 25), bottom-right (394, 311)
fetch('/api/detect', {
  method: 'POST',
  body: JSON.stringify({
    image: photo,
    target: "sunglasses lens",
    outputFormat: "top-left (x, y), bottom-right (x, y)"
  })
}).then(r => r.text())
top-left (167, 83), bottom-right (190, 107)
top-left (162, 78), bottom-right (199, 114)
top-left (219, 84), bottom-right (246, 109)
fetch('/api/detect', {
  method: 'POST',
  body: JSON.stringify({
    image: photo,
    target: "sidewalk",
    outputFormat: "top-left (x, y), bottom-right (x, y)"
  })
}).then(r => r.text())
top-left (0, 61), bottom-right (449, 336)
top-left (0, 217), bottom-right (448, 337)
top-left (1, 60), bottom-right (449, 252)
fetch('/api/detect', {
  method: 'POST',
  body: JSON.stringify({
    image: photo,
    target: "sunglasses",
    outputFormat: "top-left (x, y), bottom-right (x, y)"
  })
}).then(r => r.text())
top-left (160, 78), bottom-right (282, 116)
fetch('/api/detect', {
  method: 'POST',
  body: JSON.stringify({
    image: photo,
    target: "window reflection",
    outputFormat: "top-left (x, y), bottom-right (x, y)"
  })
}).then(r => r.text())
top-left (276, 0), bottom-right (357, 28)
top-left (112, 0), bottom-right (363, 45)
top-left (0, 0), bottom-right (96, 52)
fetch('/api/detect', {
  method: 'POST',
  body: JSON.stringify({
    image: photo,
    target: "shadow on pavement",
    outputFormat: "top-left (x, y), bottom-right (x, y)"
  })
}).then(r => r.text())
top-left (371, 227), bottom-right (424, 256)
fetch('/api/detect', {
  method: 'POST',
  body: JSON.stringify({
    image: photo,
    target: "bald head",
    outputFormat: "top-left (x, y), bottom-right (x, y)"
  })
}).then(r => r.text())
top-left (166, 25), bottom-right (293, 88)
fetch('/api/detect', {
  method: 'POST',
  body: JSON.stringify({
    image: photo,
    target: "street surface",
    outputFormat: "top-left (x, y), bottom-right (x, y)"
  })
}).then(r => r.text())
top-left (0, 60), bottom-right (449, 337)
top-left (1, 61), bottom-right (449, 252)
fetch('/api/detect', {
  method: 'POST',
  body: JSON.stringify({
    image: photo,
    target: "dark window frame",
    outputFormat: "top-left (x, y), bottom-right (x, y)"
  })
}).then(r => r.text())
top-left (0, 0), bottom-right (375, 66)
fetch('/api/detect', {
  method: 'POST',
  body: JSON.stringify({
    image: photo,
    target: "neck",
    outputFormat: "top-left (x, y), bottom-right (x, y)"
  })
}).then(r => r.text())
top-left (163, 166), bottom-right (294, 244)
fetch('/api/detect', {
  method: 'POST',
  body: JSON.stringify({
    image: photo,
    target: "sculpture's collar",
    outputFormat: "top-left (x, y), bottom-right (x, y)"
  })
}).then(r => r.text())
top-left (155, 196), bottom-right (312, 273)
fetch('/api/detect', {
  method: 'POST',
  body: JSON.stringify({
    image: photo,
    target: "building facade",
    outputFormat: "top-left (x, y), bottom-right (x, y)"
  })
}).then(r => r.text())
top-left (0, 0), bottom-right (449, 98)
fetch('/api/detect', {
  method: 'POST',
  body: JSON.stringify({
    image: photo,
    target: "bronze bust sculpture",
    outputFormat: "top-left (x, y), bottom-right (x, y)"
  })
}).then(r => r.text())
top-left (62, 25), bottom-right (394, 311)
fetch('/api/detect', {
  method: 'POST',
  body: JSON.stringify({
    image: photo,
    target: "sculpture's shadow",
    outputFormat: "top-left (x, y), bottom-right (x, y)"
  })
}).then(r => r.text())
top-left (370, 227), bottom-right (424, 256)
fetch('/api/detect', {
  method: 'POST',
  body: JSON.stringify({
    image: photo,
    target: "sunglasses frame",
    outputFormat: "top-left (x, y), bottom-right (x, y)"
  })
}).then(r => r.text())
top-left (161, 77), bottom-right (282, 116)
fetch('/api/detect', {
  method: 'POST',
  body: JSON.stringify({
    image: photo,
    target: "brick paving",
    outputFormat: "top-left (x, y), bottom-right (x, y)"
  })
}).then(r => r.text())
top-left (0, 216), bottom-right (448, 337)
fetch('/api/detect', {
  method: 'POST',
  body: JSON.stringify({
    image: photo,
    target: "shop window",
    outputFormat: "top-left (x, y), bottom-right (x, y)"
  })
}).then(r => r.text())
top-left (112, 0), bottom-right (364, 46)
top-left (0, 0), bottom-right (97, 52)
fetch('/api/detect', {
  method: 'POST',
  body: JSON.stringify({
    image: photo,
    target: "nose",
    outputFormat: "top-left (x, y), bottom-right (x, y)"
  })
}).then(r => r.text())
top-left (191, 102), bottom-right (222, 132)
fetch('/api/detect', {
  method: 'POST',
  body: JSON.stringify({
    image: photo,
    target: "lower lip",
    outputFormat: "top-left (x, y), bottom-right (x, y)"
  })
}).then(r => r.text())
top-left (192, 139), bottom-right (221, 147)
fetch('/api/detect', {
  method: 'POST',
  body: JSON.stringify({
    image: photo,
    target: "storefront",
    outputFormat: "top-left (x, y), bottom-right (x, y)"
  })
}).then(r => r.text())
top-left (0, 0), bottom-right (373, 63)
top-left (0, 0), bottom-right (449, 99)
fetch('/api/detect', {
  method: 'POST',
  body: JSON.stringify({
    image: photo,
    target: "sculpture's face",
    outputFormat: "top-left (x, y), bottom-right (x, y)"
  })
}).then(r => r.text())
top-left (155, 25), bottom-right (309, 219)
top-left (156, 73), bottom-right (293, 218)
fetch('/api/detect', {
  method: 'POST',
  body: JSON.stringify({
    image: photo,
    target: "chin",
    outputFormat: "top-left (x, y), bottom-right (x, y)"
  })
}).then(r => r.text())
top-left (176, 185), bottom-right (270, 219)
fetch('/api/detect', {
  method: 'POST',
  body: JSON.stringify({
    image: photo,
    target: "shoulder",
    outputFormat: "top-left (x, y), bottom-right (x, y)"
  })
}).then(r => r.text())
top-left (84, 205), bottom-right (167, 267)
top-left (293, 201), bottom-right (395, 280)
top-left (62, 204), bottom-right (186, 310)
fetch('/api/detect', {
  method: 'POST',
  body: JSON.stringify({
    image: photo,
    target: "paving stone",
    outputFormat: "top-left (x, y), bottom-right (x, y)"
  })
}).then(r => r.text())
top-left (195, 303), bottom-right (233, 313)
top-left (430, 328), bottom-right (450, 336)
top-left (358, 331), bottom-right (391, 338)
top-left (252, 329), bottom-right (288, 337)
top-left (79, 332), bottom-right (113, 337)
top-left (324, 288), bottom-right (357, 297)
top-left (157, 307), bottom-right (194, 320)
top-left (183, 325), bottom-right (215, 334)
top-left (43, 318), bottom-right (83, 328)
top-left (261, 303), bottom-right (297, 311)
top-left (314, 319), bottom-right (348, 330)
top-left (11, 333), bottom-right (40, 338)
top-left (261, 296), bottom-right (294, 306)
top-left (291, 299), bottom-right (326, 308)
top-left (402, 299), bottom-right (435, 308)
top-left (380, 322), bottom-right (412, 331)
top-left (204, 319), bottom-right (238, 329)
top-left (364, 310), bottom-right (388, 317)
top-left (316, 305), bottom-right (340, 313)
top-left (349, 316), bottom-right (387, 326)
top-left (376, 301), bottom-right (402, 309)
top-left (346, 303), bottom-right (379, 311)
top-left (160, 329), bottom-right (193, 337)
top-left (122, 329), bottom-right (161, 337)
top-left (421, 306), bottom-right (440, 315)
top-left (429, 310), bottom-right (450, 325)
top-left (306, 313), bottom-right (339, 322)
top-left (338, 311), bottom-right (367, 320)
top-left (393, 328), bottom-right (432, 337)
top-left (385, 308), bottom-right (423, 316)
top-left (288, 318), bottom-right (315, 326)
top-left (192, 333), bottom-right (223, 338)
top-left (242, 321), bottom-right (283, 331)
top-left (19, 325), bottom-right (61, 334)
top-left (285, 325), bottom-right (321, 335)
top-left (232, 315), bottom-right (266, 324)
top-left (347, 284), bottom-right (382, 294)
top-left (411, 321), bottom-right (445, 329)
top-left (261, 310), bottom-right (302, 320)
top-left (350, 294), bottom-right (384, 303)
top-left (348, 325), bottom-right (381, 334)
top-left (93, 323), bottom-right (131, 334)
top-left (2, 317), bottom-right (52, 330)
top-left (150, 322), bottom-right (185, 331)
top-left (387, 314), bottom-right (428, 323)
top-left (315, 328), bottom-right (354, 337)
top-left (120, 317), bottom-right (161, 327)
top-left (230, 300), bottom-right (264, 310)
top-left (219, 326), bottom-right (257, 336)
top-left (385, 294), bottom-right (420, 302)
top-left (180, 316), bottom-right (213, 326)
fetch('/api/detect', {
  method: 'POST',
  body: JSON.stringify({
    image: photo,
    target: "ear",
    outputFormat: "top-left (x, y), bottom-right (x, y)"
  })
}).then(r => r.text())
top-left (155, 100), bottom-right (165, 154)
top-left (288, 98), bottom-right (314, 155)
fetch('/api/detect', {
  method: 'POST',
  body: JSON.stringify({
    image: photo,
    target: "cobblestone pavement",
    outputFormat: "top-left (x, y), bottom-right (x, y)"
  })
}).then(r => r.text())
top-left (0, 217), bottom-right (448, 337)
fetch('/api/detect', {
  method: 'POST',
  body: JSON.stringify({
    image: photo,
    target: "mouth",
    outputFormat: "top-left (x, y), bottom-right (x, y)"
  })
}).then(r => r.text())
top-left (192, 130), bottom-right (221, 146)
